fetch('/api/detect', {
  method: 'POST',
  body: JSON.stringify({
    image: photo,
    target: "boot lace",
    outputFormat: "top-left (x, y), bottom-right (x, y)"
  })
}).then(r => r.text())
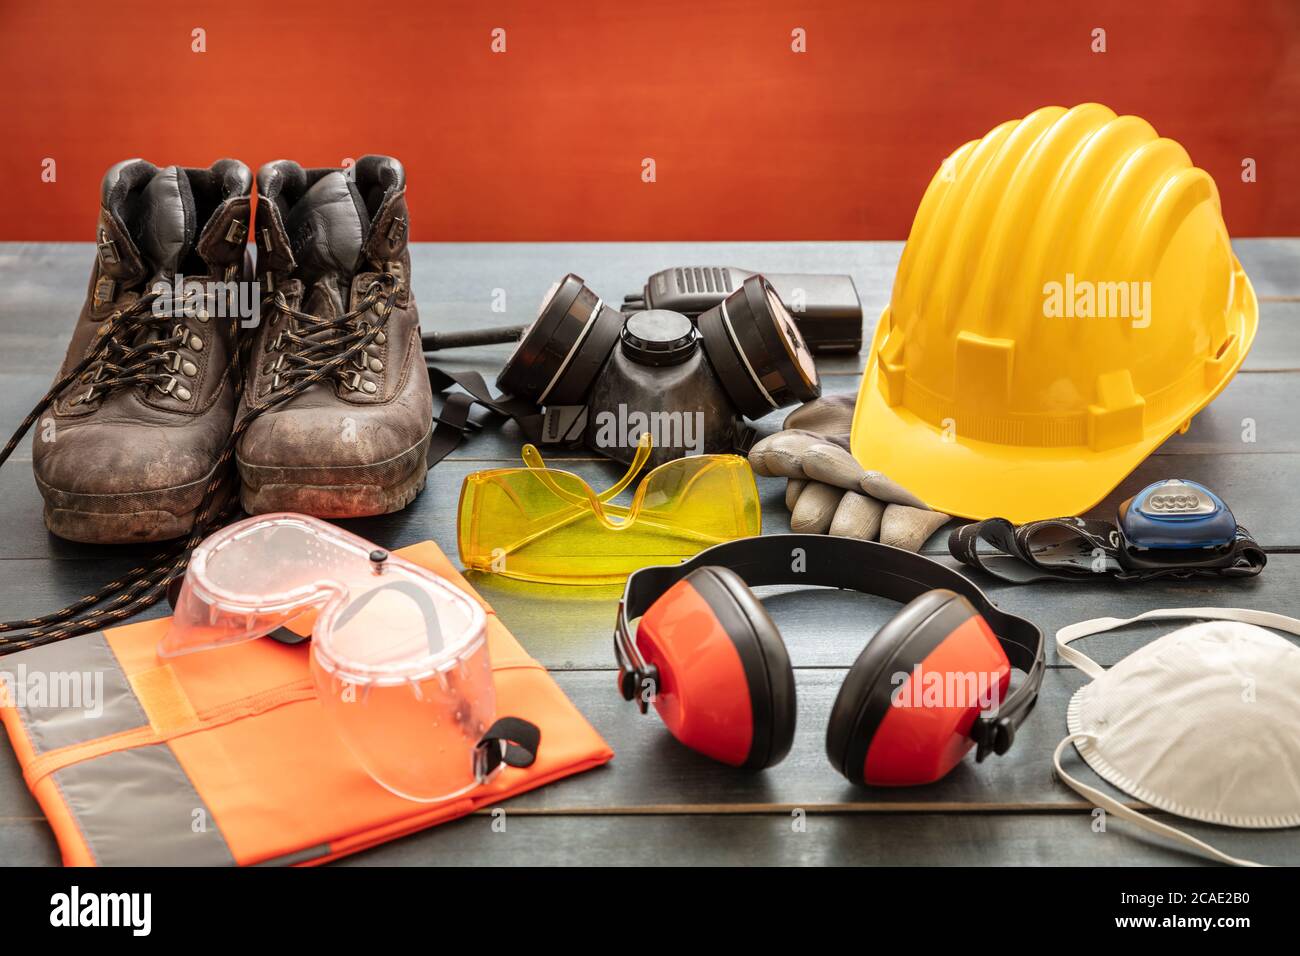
top-left (0, 273), bottom-right (401, 652)
top-left (69, 296), bottom-right (201, 405)
top-left (261, 275), bottom-right (397, 394)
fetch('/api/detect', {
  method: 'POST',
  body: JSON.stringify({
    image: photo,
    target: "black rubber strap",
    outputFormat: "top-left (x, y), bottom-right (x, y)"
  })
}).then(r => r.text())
top-left (476, 716), bottom-right (541, 775)
top-left (948, 517), bottom-right (1119, 583)
top-left (267, 627), bottom-right (309, 646)
top-left (950, 517), bottom-right (1267, 584)
top-left (425, 363), bottom-right (545, 469)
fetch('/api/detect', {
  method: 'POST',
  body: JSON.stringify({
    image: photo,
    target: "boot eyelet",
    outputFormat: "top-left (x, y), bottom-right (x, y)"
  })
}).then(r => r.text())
top-left (362, 380), bottom-right (378, 395)
top-left (190, 335), bottom-right (204, 351)
top-left (375, 331), bottom-right (387, 345)
top-left (181, 359), bottom-right (198, 377)
top-left (155, 374), bottom-right (188, 400)
top-left (368, 358), bottom-right (383, 372)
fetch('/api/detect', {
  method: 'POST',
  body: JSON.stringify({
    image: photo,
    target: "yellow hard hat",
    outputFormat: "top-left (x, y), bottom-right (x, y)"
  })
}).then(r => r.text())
top-left (851, 103), bottom-right (1258, 523)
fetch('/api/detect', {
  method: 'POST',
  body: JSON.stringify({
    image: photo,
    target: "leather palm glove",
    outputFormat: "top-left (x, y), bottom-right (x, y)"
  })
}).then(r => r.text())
top-left (748, 396), bottom-right (950, 552)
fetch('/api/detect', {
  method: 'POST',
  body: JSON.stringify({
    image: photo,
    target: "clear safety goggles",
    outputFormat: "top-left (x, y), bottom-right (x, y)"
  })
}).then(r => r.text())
top-left (161, 514), bottom-right (536, 803)
top-left (457, 435), bottom-right (761, 585)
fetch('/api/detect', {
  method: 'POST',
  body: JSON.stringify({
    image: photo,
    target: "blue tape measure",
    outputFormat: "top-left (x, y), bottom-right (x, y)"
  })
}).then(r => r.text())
top-left (1118, 479), bottom-right (1237, 551)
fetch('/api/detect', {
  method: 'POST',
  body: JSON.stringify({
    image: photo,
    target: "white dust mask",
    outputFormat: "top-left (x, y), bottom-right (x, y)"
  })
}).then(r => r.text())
top-left (1054, 608), bottom-right (1300, 867)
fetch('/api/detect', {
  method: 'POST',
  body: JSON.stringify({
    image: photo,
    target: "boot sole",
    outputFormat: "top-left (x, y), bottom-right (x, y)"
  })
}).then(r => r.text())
top-left (238, 429), bottom-right (431, 518)
top-left (36, 467), bottom-right (227, 545)
top-left (43, 504), bottom-right (203, 545)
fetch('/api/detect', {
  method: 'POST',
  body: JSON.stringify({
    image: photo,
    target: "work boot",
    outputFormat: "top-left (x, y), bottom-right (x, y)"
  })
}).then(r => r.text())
top-left (237, 156), bottom-right (432, 516)
top-left (32, 159), bottom-right (253, 543)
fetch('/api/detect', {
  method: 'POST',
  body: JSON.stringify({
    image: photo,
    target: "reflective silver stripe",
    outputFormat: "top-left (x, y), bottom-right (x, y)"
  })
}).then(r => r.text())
top-left (537, 297), bottom-right (602, 404)
top-left (3, 632), bottom-right (147, 754)
top-left (255, 844), bottom-right (331, 867)
top-left (719, 300), bottom-right (778, 408)
top-left (52, 743), bottom-right (235, 866)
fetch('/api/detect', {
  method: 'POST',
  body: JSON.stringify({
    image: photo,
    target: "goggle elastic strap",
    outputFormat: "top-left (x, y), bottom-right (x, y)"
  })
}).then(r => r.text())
top-left (473, 717), bottom-right (542, 781)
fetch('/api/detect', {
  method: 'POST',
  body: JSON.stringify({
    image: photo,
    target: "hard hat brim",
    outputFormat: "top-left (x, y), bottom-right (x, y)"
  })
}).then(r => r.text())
top-left (850, 264), bottom-right (1258, 523)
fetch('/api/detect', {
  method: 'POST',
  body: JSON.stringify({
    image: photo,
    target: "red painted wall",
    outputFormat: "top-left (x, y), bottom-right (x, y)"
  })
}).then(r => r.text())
top-left (1, 0), bottom-right (1296, 241)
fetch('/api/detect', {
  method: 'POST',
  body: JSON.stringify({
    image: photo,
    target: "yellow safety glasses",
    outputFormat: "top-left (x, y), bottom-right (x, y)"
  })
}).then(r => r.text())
top-left (457, 435), bottom-right (761, 584)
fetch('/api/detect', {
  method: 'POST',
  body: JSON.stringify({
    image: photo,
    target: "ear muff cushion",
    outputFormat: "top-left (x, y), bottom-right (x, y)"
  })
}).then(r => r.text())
top-left (686, 566), bottom-right (796, 770)
top-left (825, 589), bottom-right (977, 783)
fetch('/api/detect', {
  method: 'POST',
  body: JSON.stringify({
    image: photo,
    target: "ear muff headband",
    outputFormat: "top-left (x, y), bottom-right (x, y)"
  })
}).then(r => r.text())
top-left (615, 534), bottom-right (1044, 761)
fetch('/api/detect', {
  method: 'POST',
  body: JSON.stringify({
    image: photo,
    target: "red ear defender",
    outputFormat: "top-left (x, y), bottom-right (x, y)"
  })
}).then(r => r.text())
top-left (825, 590), bottom-right (1012, 786)
top-left (615, 535), bottom-right (1044, 788)
top-left (634, 567), bottom-right (796, 770)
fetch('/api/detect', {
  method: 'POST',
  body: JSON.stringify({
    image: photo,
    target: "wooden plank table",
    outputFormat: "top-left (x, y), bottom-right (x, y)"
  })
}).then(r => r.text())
top-left (0, 239), bottom-right (1296, 866)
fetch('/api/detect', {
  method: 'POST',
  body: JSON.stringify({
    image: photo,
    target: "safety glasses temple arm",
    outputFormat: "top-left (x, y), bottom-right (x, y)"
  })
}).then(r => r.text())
top-left (520, 433), bottom-right (652, 506)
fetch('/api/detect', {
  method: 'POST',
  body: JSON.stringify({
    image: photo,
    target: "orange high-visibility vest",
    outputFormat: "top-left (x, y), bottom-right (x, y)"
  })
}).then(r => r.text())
top-left (0, 541), bottom-right (613, 866)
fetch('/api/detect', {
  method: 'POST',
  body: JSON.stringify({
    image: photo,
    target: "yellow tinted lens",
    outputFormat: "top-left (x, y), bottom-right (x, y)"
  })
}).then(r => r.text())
top-left (458, 456), bottom-right (759, 584)
top-left (632, 455), bottom-right (761, 549)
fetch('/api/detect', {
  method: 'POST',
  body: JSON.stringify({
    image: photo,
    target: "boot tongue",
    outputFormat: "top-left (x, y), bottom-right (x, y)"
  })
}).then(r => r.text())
top-left (285, 171), bottom-right (369, 284)
top-left (121, 166), bottom-right (196, 280)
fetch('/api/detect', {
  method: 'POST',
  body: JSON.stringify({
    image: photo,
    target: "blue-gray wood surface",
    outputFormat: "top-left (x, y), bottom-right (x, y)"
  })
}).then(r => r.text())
top-left (0, 239), bottom-right (1296, 866)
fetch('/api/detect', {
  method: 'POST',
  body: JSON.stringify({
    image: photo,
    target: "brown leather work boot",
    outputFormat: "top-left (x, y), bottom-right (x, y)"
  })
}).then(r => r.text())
top-left (237, 156), bottom-right (432, 517)
top-left (32, 159), bottom-right (253, 543)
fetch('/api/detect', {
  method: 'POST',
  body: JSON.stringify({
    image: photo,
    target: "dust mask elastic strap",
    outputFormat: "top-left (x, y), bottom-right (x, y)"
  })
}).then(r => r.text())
top-left (1056, 606), bottom-right (1300, 679)
top-left (1052, 734), bottom-right (1264, 867)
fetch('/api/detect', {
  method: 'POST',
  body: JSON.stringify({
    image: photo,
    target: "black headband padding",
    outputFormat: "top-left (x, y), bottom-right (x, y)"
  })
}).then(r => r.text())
top-left (628, 535), bottom-right (1031, 646)
top-left (622, 534), bottom-right (1042, 694)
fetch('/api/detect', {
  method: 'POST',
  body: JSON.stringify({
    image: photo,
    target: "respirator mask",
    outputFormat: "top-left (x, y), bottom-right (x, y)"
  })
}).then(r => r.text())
top-left (1055, 607), bottom-right (1300, 867)
top-left (621, 265), bottom-right (863, 354)
top-left (495, 273), bottom-right (822, 469)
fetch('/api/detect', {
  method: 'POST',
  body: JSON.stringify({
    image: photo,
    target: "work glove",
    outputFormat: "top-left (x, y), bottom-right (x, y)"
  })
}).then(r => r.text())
top-left (748, 396), bottom-right (950, 552)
